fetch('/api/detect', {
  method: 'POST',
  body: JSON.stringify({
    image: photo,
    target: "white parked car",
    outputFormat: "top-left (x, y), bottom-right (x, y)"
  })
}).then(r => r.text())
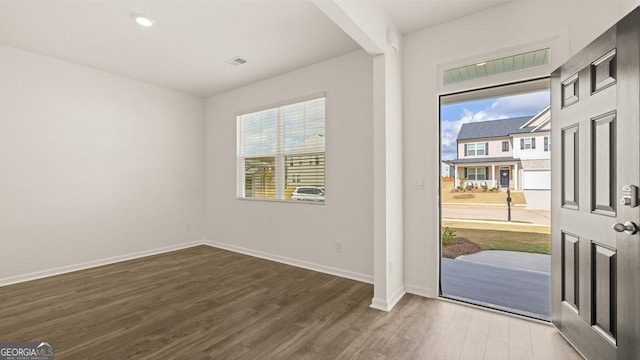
top-left (291, 186), bottom-right (325, 201)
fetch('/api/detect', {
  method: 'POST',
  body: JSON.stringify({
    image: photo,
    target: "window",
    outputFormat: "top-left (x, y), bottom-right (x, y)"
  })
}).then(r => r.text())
top-left (544, 136), bottom-right (550, 152)
top-left (237, 97), bottom-right (325, 202)
top-left (465, 142), bottom-right (487, 156)
top-left (520, 137), bottom-right (536, 150)
top-left (444, 48), bottom-right (550, 85)
top-left (502, 141), bottom-right (509, 152)
top-left (467, 167), bottom-right (486, 180)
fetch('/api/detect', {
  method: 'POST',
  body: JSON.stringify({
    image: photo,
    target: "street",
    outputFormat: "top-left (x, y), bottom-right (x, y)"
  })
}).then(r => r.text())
top-left (442, 204), bottom-right (550, 226)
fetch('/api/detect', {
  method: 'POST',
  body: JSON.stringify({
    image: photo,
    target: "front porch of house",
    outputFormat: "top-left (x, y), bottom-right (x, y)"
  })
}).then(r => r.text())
top-left (453, 159), bottom-right (521, 190)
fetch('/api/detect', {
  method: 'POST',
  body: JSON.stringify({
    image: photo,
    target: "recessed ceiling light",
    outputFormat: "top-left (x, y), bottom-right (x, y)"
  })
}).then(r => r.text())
top-left (476, 62), bottom-right (487, 67)
top-left (131, 13), bottom-right (154, 27)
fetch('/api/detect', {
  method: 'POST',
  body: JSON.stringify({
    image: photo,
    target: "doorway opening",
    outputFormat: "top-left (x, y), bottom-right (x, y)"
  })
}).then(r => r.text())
top-left (439, 78), bottom-right (551, 320)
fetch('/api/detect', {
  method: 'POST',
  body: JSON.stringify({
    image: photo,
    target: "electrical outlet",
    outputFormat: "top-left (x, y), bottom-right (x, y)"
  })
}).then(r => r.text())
top-left (186, 224), bottom-right (191, 232)
top-left (335, 241), bottom-right (342, 253)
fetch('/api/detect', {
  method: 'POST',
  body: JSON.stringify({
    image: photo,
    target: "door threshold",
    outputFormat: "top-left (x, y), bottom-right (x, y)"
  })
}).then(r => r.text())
top-left (438, 294), bottom-right (551, 325)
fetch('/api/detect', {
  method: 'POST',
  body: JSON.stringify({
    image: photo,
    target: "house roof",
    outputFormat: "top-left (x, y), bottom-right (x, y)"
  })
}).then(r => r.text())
top-left (520, 105), bottom-right (551, 129)
top-left (457, 116), bottom-right (539, 140)
top-left (453, 156), bottom-right (520, 164)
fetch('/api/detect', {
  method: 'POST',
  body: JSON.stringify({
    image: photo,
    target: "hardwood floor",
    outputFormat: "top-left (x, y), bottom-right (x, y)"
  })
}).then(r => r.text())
top-left (0, 245), bottom-right (581, 359)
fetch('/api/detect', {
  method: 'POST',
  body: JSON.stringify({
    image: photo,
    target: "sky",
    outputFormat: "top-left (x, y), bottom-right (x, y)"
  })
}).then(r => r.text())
top-left (440, 90), bottom-right (550, 160)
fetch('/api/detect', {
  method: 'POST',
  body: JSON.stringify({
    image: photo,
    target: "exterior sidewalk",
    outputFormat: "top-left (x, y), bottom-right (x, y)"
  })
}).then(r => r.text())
top-left (457, 250), bottom-right (550, 273)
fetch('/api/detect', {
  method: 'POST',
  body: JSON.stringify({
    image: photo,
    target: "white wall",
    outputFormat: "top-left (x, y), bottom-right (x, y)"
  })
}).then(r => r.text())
top-left (403, 1), bottom-right (638, 297)
top-left (0, 44), bottom-right (206, 284)
top-left (205, 50), bottom-right (374, 282)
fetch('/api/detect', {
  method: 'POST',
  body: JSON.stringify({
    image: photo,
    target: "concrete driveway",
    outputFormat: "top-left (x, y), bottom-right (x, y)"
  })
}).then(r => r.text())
top-left (441, 254), bottom-right (551, 319)
top-left (523, 190), bottom-right (551, 210)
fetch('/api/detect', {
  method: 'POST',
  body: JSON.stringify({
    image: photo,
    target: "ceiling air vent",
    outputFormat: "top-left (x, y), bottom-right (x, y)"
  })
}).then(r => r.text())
top-left (225, 56), bottom-right (248, 66)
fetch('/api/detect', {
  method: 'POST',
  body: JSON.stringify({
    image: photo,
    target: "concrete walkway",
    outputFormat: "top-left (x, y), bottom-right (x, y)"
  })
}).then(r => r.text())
top-left (441, 250), bottom-right (551, 319)
top-left (441, 258), bottom-right (550, 319)
top-left (457, 250), bottom-right (550, 273)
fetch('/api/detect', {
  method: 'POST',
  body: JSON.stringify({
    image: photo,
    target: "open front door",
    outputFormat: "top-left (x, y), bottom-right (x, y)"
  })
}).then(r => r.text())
top-left (551, 8), bottom-right (640, 359)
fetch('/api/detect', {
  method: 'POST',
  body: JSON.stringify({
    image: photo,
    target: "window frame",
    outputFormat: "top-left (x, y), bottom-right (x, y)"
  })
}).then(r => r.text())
top-left (466, 142), bottom-right (487, 156)
top-left (523, 137), bottom-right (533, 150)
top-left (467, 143), bottom-right (476, 156)
top-left (502, 140), bottom-right (509, 152)
top-left (476, 142), bottom-right (486, 156)
top-left (236, 95), bottom-right (326, 204)
top-left (468, 167), bottom-right (487, 181)
top-left (544, 136), bottom-right (550, 152)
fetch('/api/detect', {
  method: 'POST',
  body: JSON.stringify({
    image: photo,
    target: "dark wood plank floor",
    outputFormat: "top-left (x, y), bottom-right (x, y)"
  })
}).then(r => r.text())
top-left (0, 245), bottom-right (581, 359)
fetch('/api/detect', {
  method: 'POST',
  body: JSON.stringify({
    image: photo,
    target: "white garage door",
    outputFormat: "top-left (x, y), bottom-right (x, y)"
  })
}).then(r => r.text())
top-left (523, 170), bottom-right (551, 190)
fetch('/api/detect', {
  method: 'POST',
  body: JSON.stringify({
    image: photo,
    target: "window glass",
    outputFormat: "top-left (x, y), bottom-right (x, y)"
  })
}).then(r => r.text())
top-left (467, 143), bottom-right (476, 156)
top-left (468, 167), bottom-right (486, 180)
top-left (243, 157), bottom-right (276, 199)
top-left (237, 97), bottom-right (325, 202)
top-left (476, 143), bottom-right (486, 156)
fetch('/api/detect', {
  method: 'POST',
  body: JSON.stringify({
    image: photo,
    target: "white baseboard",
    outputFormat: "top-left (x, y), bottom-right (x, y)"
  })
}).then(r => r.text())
top-left (389, 286), bottom-right (407, 308)
top-left (370, 297), bottom-right (390, 311)
top-left (405, 284), bottom-right (436, 298)
top-left (203, 239), bottom-right (373, 284)
top-left (0, 240), bottom-right (205, 287)
top-left (2, 239), bottom-right (375, 290)
top-left (370, 286), bottom-right (406, 312)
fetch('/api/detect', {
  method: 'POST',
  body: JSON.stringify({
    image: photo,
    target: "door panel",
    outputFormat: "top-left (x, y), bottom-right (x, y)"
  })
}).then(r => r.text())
top-left (500, 168), bottom-right (509, 187)
top-left (552, 7), bottom-right (640, 360)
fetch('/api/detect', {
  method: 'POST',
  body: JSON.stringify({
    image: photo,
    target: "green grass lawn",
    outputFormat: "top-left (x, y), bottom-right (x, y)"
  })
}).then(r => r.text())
top-left (451, 227), bottom-right (551, 255)
top-left (443, 220), bottom-right (550, 234)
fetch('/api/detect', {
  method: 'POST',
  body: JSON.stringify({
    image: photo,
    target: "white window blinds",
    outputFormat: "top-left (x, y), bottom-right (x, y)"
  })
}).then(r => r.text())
top-left (237, 97), bottom-right (325, 202)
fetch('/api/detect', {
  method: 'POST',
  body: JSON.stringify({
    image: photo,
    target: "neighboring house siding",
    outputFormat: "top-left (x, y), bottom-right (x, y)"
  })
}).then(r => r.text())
top-left (521, 159), bottom-right (550, 169)
top-left (512, 133), bottom-right (550, 160)
top-left (487, 138), bottom-right (511, 157)
top-left (458, 137), bottom-right (511, 159)
top-left (441, 162), bottom-right (454, 177)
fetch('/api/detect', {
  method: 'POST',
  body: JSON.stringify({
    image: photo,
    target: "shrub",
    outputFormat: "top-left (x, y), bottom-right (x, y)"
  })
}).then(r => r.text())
top-left (442, 227), bottom-right (456, 246)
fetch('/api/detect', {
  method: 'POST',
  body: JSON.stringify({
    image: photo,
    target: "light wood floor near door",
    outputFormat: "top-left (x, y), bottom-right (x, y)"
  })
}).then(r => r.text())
top-left (0, 245), bottom-right (581, 359)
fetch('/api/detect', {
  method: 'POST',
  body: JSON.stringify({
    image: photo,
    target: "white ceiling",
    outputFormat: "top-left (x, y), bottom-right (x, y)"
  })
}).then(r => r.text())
top-left (379, 0), bottom-right (510, 35)
top-left (0, 1), bottom-right (511, 98)
top-left (0, 1), bottom-right (360, 97)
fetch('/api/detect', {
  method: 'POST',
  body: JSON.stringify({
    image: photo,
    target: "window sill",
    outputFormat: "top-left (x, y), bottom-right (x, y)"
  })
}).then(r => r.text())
top-left (237, 197), bottom-right (325, 205)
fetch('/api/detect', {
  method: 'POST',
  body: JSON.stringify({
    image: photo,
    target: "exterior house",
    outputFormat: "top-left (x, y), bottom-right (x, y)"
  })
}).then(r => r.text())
top-left (453, 106), bottom-right (551, 190)
top-left (441, 161), bottom-right (454, 178)
top-left (244, 134), bottom-right (325, 199)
